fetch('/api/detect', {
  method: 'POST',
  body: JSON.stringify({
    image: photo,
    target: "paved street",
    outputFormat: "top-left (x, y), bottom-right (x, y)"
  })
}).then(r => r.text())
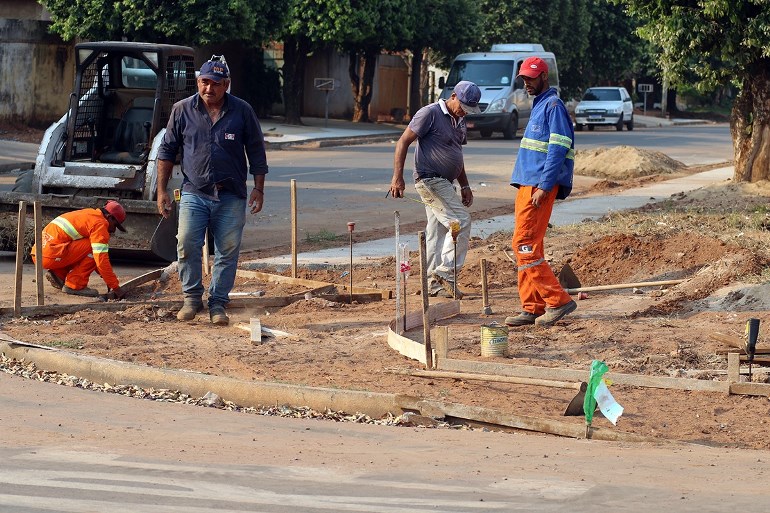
top-left (2, 372), bottom-right (768, 512)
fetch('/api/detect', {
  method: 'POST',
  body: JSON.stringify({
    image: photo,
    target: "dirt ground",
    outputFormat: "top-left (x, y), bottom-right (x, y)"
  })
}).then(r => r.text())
top-left (3, 145), bottom-right (770, 451)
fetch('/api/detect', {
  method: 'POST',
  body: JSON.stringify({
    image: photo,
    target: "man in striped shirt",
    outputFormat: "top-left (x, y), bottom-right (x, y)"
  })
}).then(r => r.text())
top-left (32, 201), bottom-right (127, 299)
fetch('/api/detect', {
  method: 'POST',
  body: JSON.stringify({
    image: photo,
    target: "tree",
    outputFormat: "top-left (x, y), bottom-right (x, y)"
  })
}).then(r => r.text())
top-left (278, 0), bottom-right (412, 124)
top-left (339, 0), bottom-right (415, 122)
top-left (403, 0), bottom-right (481, 115)
top-left (476, 0), bottom-right (592, 99)
top-left (614, 0), bottom-right (770, 183)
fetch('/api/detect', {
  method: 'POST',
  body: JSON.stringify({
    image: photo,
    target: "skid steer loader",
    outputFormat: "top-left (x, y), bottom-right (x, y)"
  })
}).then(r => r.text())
top-left (0, 41), bottom-right (198, 260)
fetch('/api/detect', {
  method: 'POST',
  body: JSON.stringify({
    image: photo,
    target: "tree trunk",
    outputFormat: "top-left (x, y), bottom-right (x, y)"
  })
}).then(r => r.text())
top-left (409, 47), bottom-right (423, 117)
top-left (349, 48), bottom-right (377, 122)
top-left (282, 35), bottom-right (309, 125)
top-left (731, 59), bottom-right (770, 183)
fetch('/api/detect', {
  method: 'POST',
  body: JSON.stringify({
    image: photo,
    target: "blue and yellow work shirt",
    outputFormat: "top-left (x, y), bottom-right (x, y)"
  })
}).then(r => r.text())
top-left (510, 87), bottom-right (574, 199)
top-left (158, 93), bottom-right (268, 199)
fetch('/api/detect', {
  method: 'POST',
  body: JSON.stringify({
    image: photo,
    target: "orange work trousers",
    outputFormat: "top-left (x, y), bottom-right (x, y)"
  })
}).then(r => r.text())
top-left (31, 238), bottom-right (97, 290)
top-left (512, 186), bottom-right (572, 314)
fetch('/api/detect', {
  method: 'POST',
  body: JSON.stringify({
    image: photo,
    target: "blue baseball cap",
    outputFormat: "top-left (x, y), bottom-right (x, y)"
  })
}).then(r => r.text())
top-left (199, 60), bottom-right (229, 83)
top-left (454, 81), bottom-right (482, 114)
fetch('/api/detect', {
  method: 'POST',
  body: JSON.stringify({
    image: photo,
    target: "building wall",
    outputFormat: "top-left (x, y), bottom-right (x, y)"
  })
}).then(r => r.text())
top-left (0, 2), bottom-right (73, 126)
top-left (303, 47), bottom-right (408, 120)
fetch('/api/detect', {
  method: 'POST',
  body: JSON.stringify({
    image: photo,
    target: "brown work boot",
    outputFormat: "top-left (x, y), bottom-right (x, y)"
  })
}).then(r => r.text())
top-left (209, 305), bottom-right (230, 326)
top-left (45, 271), bottom-right (64, 290)
top-left (534, 300), bottom-right (577, 327)
top-left (177, 299), bottom-right (204, 321)
top-left (62, 285), bottom-right (99, 297)
top-left (504, 311), bottom-right (538, 326)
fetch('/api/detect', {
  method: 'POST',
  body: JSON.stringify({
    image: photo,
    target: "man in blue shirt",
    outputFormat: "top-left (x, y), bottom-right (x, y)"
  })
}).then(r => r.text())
top-left (157, 57), bottom-right (268, 326)
top-left (506, 57), bottom-right (576, 328)
top-left (389, 81), bottom-right (481, 299)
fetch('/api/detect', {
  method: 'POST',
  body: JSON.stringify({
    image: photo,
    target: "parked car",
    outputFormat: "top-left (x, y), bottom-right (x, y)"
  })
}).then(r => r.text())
top-left (574, 87), bottom-right (634, 131)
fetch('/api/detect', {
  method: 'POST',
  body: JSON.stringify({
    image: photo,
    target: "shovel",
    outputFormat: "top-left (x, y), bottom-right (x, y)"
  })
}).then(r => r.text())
top-left (150, 200), bottom-right (178, 262)
top-left (557, 262), bottom-right (582, 290)
top-left (564, 381), bottom-right (591, 416)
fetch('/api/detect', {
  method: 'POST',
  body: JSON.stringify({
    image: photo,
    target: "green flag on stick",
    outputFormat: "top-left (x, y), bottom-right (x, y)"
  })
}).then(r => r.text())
top-left (584, 359), bottom-right (608, 426)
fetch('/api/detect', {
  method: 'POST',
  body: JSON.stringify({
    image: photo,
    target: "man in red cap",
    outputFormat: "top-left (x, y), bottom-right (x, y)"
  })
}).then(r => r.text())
top-left (505, 56), bottom-right (576, 328)
top-left (31, 200), bottom-right (127, 299)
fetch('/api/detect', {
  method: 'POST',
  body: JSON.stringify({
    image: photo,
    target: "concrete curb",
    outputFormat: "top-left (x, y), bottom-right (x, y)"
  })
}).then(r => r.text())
top-left (0, 340), bottom-right (404, 418)
top-left (265, 133), bottom-right (398, 150)
top-left (0, 338), bottom-right (667, 444)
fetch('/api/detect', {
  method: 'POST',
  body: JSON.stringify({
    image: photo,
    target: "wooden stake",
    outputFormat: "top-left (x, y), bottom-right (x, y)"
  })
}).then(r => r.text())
top-left (291, 179), bottom-right (298, 278)
top-left (14, 201), bottom-right (27, 317)
top-left (202, 230), bottom-right (210, 276)
top-left (418, 231), bottom-right (432, 369)
top-left (727, 352), bottom-right (740, 383)
top-left (250, 317), bottom-right (262, 344)
top-left (432, 326), bottom-right (449, 362)
top-left (33, 200), bottom-right (44, 306)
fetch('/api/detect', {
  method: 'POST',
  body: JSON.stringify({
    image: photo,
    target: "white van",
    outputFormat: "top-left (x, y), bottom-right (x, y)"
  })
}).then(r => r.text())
top-left (439, 44), bottom-right (558, 139)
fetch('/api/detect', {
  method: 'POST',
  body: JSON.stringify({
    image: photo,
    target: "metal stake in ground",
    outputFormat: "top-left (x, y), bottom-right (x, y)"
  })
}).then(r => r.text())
top-left (394, 211), bottom-right (401, 333)
top-left (399, 243), bottom-right (410, 333)
top-left (449, 219), bottom-right (460, 299)
top-left (347, 222), bottom-right (355, 304)
top-left (481, 258), bottom-right (492, 315)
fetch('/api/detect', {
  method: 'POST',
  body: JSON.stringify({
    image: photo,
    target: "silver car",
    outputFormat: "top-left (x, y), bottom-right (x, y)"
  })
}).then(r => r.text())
top-left (574, 87), bottom-right (634, 131)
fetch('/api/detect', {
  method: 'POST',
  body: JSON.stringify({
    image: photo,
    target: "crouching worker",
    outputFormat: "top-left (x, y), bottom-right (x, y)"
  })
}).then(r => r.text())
top-left (31, 200), bottom-right (127, 299)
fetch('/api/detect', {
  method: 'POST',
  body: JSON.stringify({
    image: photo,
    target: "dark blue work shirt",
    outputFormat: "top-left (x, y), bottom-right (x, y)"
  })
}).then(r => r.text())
top-left (158, 93), bottom-right (268, 199)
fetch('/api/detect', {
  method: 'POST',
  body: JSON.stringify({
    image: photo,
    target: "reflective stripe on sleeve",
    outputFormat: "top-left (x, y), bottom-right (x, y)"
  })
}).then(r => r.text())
top-left (51, 217), bottom-right (83, 240)
top-left (91, 242), bottom-right (110, 254)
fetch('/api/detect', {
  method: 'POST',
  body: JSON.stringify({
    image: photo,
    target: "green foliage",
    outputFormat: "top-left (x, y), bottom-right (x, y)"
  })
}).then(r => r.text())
top-left (40, 0), bottom-right (287, 46)
top-left (406, 0), bottom-right (482, 64)
top-left (473, 0), bottom-right (649, 99)
top-left (613, 0), bottom-right (770, 90)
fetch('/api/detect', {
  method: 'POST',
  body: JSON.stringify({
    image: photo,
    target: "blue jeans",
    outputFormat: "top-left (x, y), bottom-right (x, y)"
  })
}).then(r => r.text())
top-left (177, 191), bottom-right (246, 309)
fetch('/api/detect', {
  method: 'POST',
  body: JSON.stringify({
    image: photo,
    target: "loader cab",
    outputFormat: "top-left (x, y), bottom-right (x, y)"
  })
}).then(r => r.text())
top-left (61, 42), bottom-right (197, 168)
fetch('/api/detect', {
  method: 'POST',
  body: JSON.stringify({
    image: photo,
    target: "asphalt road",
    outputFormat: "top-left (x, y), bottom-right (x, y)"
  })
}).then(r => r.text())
top-left (0, 125), bottom-right (733, 252)
top-left (248, 124), bottom-right (733, 251)
top-left (2, 372), bottom-right (769, 512)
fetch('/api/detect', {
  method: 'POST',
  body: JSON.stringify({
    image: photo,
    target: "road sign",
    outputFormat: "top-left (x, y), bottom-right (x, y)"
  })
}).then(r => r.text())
top-left (638, 84), bottom-right (653, 93)
top-left (314, 78), bottom-right (335, 91)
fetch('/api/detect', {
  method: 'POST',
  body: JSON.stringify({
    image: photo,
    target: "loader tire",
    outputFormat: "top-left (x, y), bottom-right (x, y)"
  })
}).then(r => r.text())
top-left (12, 167), bottom-right (33, 193)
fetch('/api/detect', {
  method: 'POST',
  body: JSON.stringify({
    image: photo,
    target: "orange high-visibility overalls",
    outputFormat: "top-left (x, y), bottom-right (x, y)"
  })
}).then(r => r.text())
top-left (31, 208), bottom-right (120, 290)
top-left (512, 186), bottom-right (572, 315)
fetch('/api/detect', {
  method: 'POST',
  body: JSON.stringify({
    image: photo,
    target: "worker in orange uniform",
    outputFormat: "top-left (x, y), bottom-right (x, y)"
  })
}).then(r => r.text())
top-left (505, 57), bottom-right (576, 328)
top-left (32, 200), bottom-right (127, 299)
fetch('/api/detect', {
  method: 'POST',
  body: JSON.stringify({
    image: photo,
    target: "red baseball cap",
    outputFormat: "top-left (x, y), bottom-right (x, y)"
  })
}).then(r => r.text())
top-left (517, 57), bottom-right (548, 78)
top-left (103, 200), bottom-right (127, 232)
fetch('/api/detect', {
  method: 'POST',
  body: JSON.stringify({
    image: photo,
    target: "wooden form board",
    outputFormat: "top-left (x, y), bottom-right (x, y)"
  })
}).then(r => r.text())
top-left (396, 396), bottom-right (657, 443)
top-left (387, 301), bottom-right (461, 367)
top-left (0, 292), bottom-right (383, 318)
top-left (237, 269), bottom-right (391, 299)
top-left (388, 300), bottom-right (461, 333)
top-left (438, 358), bottom-right (731, 394)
